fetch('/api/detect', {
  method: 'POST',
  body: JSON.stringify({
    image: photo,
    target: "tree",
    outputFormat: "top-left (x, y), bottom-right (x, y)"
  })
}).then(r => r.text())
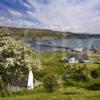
top-left (43, 73), bottom-right (59, 92)
top-left (0, 28), bottom-right (41, 93)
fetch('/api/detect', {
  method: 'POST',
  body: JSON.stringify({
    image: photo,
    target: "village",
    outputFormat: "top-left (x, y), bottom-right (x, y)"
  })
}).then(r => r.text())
top-left (31, 41), bottom-right (100, 64)
top-left (63, 45), bottom-right (100, 64)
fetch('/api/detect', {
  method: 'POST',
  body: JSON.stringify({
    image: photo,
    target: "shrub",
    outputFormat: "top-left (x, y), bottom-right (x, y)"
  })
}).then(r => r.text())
top-left (43, 73), bottom-right (59, 92)
top-left (87, 83), bottom-right (100, 90)
top-left (33, 86), bottom-right (44, 93)
top-left (13, 89), bottom-right (33, 96)
top-left (63, 79), bottom-right (74, 87)
top-left (72, 72), bottom-right (91, 82)
top-left (69, 65), bottom-right (91, 82)
top-left (63, 78), bottom-right (88, 88)
top-left (91, 68), bottom-right (100, 79)
top-left (87, 80), bottom-right (100, 90)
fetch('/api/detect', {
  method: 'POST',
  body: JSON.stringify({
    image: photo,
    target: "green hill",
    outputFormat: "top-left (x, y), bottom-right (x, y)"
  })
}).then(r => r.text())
top-left (0, 27), bottom-right (100, 40)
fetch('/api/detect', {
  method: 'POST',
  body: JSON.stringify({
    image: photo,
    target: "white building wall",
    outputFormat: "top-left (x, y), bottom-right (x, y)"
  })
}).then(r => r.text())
top-left (69, 57), bottom-right (79, 63)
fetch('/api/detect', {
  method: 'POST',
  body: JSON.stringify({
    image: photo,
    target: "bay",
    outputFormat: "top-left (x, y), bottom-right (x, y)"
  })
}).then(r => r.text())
top-left (27, 38), bottom-right (100, 52)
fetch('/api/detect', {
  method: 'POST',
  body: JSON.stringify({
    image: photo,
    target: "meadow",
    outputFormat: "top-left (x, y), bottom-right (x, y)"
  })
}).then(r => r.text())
top-left (34, 51), bottom-right (100, 75)
top-left (0, 51), bottom-right (100, 100)
top-left (0, 87), bottom-right (100, 100)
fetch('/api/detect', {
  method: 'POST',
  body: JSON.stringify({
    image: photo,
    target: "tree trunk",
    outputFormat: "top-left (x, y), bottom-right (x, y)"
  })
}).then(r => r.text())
top-left (4, 83), bottom-right (12, 96)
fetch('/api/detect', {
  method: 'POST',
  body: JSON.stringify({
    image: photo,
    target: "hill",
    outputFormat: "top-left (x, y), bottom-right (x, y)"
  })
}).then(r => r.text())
top-left (0, 27), bottom-right (100, 40)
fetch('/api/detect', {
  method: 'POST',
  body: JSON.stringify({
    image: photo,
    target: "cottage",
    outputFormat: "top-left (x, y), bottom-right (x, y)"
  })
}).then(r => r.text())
top-left (90, 45), bottom-right (98, 53)
top-left (12, 70), bottom-right (34, 91)
top-left (74, 48), bottom-right (83, 52)
top-left (66, 53), bottom-right (89, 63)
top-left (67, 56), bottom-right (79, 63)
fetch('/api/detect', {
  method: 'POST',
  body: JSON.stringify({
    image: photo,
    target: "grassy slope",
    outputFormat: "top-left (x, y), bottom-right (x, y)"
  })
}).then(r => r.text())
top-left (0, 87), bottom-right (100, 100)
top-left (35, 52), bottom-right (100, 75)
top-left (35, 52), bottom-right (66, 75)
top-left (0, 52), bottom-right (100, 100)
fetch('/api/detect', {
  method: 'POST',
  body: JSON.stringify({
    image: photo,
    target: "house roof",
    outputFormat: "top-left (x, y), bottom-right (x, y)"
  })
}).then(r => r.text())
top-left (77, 54), bottom-right (88, 60)
top-left (12, 80), bottom-right (27, 87)
top-left (67, 55), bottom-right (78, 60)
top-left (67, 53), bottom-right (88, 61)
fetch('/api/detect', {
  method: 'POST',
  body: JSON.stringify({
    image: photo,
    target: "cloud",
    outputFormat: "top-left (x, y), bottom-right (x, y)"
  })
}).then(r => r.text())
top-left (0, 15), bottom-right (42, 28)
top-left (0, 0), bottom-right (100, 34)
top-left (23, 2), bottom-right (32, 9)
top-left (0, 1), bottom-right (41, 28)
top-left (8, 9), bottom-right (22, 17)
top-left (25, 0), bottom-right (100, 34)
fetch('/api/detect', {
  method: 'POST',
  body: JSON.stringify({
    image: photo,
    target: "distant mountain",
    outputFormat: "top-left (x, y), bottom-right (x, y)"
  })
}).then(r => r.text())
top-left (0, 27), bottom-right (100, 40)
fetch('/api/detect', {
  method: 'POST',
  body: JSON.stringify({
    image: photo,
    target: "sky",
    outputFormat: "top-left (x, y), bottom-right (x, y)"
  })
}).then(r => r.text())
top-left (0, 0), bottom-right (100, 34)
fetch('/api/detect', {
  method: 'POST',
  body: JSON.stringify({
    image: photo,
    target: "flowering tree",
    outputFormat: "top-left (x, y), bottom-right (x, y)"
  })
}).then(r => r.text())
top-left (0, 28), bottom-right (41, 92)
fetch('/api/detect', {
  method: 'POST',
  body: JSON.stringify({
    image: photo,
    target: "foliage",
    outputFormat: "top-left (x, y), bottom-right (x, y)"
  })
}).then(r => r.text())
top-left (87, 83), bottom-right (100, 90)
top-left (0, 87), bottom-right (100, 100)
top-left (71, 71), bottom-right (91, 82)
top-left (43, 73), bottom-right (59, 92)
top-left (86, 79), bottom-right (100, 90)
top-left (65, 64), bottom-right (91, 82)
top-left (13, 89), bottom-right (34, 96)
top-left (0, 28), bottom-right (41, 93)
top-left (33, 86), bottom-right (44, 93)
top-left (91, 67), bottom-right (100, 79)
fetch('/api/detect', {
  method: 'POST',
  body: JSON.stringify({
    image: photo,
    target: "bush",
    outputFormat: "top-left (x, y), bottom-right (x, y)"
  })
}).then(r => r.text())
top-left (85, 79), bottom-right (100, 90)
top-left (43, 73), bottom-right (59, 92)
top-left (72, 72), bottom-right (91, 82)
top-left (33, 86), bottom-right (44, 93)
top-left (65, 64), bottom-right (91, 82)
top-left (63, 79), bottom-right (88, 88)
top-left (91, 68), bottom-right (100, 79)
top-left (87, 83), bottom-right (100, 90)
top-left (63, 79), bottom-right (74, 87)
top-left (13, 89), bottom-right (33, 96)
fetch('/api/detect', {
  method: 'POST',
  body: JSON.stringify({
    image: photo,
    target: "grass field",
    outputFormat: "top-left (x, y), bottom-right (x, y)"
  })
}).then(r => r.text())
top-left (0, 87), bottom-right (100, 100)
top-left (34, 51), bottom-right (100, 75)
top-left (0, 52), bottom-right (100, 100)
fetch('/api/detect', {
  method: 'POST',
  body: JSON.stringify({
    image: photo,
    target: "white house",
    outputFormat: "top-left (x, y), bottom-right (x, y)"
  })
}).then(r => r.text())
top-left (66, 53), bottom-right (89, 63)
top-left (68, 57), bottom-right (79, 63)
top-left (12, 69), bottom-right (35, 91)
top-left (74, 48), bottom-right (83, 52)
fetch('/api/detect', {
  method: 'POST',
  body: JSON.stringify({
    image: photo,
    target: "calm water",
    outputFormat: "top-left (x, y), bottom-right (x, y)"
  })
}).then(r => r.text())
top-left (27, 38), bottom-right (100, 52)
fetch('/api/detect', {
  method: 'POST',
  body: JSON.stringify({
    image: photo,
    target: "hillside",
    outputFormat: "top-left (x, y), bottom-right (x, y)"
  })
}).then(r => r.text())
top-left (0, 27), bottom-right (100, 40)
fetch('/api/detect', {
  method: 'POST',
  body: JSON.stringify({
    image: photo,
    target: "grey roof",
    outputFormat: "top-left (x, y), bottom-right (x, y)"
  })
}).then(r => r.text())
top-left (67, 53), bottom-right (88, 61)
top-left (12, 80), bottom-right (27, 88)
top-left (77, 54), bottom-right (88, 60)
